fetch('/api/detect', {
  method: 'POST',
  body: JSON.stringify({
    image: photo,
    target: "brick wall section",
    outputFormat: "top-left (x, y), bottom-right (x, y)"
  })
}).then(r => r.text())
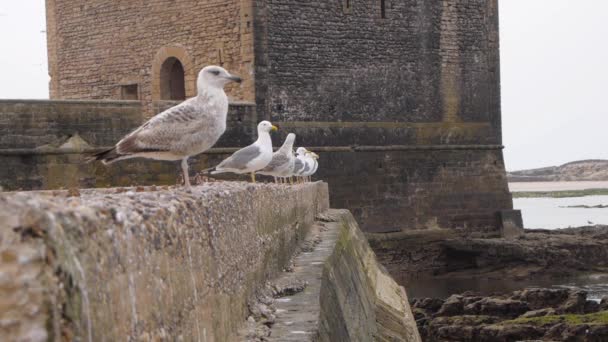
top-left (45, 0), bottom-right (255, 115)
top-left (253, 0), bottom-right (501, 136)
top-left (249, 0), bottom-right (511, 233)
top-left (0, 100), bottom-right (144, 149)
top-left (0, 100), bottom-right (256, 190)
top-left (319, 149), bottom-right (512, 233)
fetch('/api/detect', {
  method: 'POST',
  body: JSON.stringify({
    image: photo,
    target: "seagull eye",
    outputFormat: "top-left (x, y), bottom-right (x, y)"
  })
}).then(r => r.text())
top-left (210, 70), bottom-right (220, 76)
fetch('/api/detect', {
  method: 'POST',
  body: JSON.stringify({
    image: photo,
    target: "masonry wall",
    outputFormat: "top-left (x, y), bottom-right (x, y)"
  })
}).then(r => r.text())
top-left (251, 0), bottom-right (511, 233)
top-left (0, 182), bottom-right (330, 341)
top-left (0, 100), bottom-right (256, 190)
top-left (0, 97), bottom-right (513, 232)
top-left (253, 0), bottom-right (501, 132)
top-left (46, 0), bottom-right (255, 115)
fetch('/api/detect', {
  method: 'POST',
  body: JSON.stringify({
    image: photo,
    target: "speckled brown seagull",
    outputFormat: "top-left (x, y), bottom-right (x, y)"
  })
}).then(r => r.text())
top-left (87, 66), bottom-right (242, 188)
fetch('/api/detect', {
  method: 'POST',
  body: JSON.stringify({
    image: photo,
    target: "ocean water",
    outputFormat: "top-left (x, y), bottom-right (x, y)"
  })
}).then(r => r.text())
top-left (408, 273), bottom-right (608, 302)
top-left (514, 195), bottom-right (608, 229)
top-left (406, 183), bottom-right (608, 299)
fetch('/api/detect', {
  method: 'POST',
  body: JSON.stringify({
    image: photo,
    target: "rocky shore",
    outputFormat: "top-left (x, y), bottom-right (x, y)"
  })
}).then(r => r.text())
top-left (508, 159), bottom-right (608, 182)
top-left (412, 288), bottom-right (608, 341)
top-left (371, 225), bottom-right (608, 341)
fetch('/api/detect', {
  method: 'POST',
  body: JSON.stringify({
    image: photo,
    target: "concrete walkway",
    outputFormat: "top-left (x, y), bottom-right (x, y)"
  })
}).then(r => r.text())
top-left (267, 212), bottom-right (341, 341)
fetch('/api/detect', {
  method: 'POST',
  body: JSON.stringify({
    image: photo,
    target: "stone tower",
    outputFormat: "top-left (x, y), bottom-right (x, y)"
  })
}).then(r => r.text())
top-left (46, 0), bottom-right (514, 233)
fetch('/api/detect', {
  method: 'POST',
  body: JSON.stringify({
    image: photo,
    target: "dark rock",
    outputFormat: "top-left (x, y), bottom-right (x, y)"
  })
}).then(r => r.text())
top-left (464, 298), bottom-right (529, 318)
top-left (600, 297), bottom-right (608, 310)
top-left (512, 288), bottom-right (570, 310)
top-left (560, 324), bottom-right (591, 341)
top-left (436, 295), bottom-right (465, 316)
top-left (435, 325), bottom-right (477, 341)
top-left (584, 300), bottom-right (601, 313)
top-left (559, 291), bottom-right (588, 314)
top-left (544, 322), bottom-right (568, 340)
top-left (588, 325), bottom-right (608, 341)
top-left (413, 297), bottom-right (445, 313)
top-left (479, 324), bottom-right (544, 341)
top-left (520, 308), bottom-right (557, 318)
top-left (412, 308), bottom-right (427, 321)
top-left (545, 323), bottom-right (608, 342)
top-left (431, 315), bottom-right (501, 326)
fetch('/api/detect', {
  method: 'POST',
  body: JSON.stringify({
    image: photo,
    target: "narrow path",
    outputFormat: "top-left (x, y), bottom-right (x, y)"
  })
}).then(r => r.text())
top-left (266, 211), bottom-right (340, 341)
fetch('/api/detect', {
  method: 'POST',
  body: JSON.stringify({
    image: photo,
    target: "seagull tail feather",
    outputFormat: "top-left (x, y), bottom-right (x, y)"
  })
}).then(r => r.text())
top-left (84, 147), bottom-right (123, 164)
top-left (199, 165), bottom-right (220, 175)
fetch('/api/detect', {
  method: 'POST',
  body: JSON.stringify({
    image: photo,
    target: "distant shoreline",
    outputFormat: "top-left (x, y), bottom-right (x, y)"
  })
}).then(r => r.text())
top-left (509, 180), bottom-right (608, 192)
top-left (508, 159), bottom-right (608, 183)
top-left (512, 188), bottom-right (608, 198)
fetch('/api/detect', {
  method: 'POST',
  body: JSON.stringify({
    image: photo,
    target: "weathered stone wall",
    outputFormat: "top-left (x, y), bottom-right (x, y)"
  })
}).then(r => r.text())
top-left (45, 0), bottom-right (255, 114)
top-left (319, 148), bottom-right (512, 233)
top-left (0, 97), bottom-right (513, 233)
top-left (253, 0), bottom-right (501, 132)
top-left (0, 182), bottom-right (329, 341)
top-left (0, 100), bottom-right (256, 190)
top-left (38, 0), bottom-right (514, 233)
top-left (318, 210), bottom-right (422, 341)
top-left (249, 0), bottom-right (512, 233)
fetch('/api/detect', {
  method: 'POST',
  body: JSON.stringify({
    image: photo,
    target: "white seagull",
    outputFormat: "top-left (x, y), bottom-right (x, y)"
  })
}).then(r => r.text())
top-left (258, 133), bottom-right (296, 183)
top-left (211, 121), bottom-right (278, 183)
top-left (294, 147), bottom-right (312, 182)
top-left (303, 150), bottom-right (320, 182)
top-left (88, 65), bottom-right (242, 188)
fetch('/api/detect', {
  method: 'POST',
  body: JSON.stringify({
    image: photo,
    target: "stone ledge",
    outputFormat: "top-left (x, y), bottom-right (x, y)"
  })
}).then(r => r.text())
top-left (318, 210), bottom-right (422, 341)
top-left (0, 182), bottom-right (329, 341)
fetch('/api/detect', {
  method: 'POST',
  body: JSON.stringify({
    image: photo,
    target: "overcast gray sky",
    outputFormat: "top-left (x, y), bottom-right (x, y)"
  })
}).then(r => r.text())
top-left (0, 1), bottom-right (606, 171)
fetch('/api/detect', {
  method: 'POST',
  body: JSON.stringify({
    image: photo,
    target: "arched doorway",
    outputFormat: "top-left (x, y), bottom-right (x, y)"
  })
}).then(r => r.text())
top-left (160, 57), bottom-right (186, 100)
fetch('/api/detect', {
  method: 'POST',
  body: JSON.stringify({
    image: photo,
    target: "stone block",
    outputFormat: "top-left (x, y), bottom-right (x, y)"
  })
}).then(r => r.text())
top-left (499, 210), bottom-right (524, 239)
top-left (318, 210), bottom-right (422, 342)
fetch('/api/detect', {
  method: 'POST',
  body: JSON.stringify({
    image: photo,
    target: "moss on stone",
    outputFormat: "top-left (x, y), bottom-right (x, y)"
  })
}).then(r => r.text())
top-left (503, 311), bottom-right (608, 326)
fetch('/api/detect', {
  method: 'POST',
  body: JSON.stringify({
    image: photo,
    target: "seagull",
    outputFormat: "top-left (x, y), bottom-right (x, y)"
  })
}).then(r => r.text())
top-left (303, 151), bottom-right (320, 182)
top-left (257, 133), bottom-right (296, 183)
top-left (300, 150), bottom-right (318, 182)
top-left (211, 121), bottom-right (278, 183)
top-left (294, 147), bottom-right (311, 183)
top-left (87, 65), bottom-right (242, 189)
top-left (292, 150), bottom-right (306, 183)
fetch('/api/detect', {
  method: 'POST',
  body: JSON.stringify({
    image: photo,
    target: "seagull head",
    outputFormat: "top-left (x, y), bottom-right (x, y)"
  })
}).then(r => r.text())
top-left (284, 133), bottom-right (296, 146)
top-left (307, 151), bottom-right (320, 159)
top-left (296, 147), bottom-right (308, 156)
top-left (197, 65), bottom-right (242, 91)
top-left (258, 120), bottom-right (278, 134)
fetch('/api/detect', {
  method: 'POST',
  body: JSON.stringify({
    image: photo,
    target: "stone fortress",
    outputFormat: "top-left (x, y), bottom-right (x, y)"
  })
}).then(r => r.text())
top-left (0, 0), bottom-right (517, 235)
top-left (0, 1), bottom-right (551, 340)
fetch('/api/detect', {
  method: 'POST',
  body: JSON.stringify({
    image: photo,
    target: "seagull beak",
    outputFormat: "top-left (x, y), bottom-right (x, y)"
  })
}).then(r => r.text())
top-left (312, 152), bottom-right (320, 158)
top-left (227, 75), bottom-right (242, 84)
top-left (271, 125), bottom-right (279, 132)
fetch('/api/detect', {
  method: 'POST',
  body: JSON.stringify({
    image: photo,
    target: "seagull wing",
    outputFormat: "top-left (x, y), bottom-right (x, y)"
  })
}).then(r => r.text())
top-left (216, 144), bottom-right (261, 171)
top-left (261, 152), bottom-right (290, 171)
top-left (116, 100), bottom-right (204, 155)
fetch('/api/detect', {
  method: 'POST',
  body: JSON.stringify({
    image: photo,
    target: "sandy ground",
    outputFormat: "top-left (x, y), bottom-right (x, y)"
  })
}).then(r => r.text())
top-left (509, 181), bottom-right (608, 192)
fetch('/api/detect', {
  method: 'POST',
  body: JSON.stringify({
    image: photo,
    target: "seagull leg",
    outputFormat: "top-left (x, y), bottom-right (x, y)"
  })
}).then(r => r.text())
top-left (251, 172), bottom-right (256, 183)
top-left (181, 158), bottom-right (191, 189)
top-left (290, 177), bottom-right (294, 185)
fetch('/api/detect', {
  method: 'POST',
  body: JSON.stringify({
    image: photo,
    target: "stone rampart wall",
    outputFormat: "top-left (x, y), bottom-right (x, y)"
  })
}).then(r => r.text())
top-left (0, 182), bottom-right (329, 341)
